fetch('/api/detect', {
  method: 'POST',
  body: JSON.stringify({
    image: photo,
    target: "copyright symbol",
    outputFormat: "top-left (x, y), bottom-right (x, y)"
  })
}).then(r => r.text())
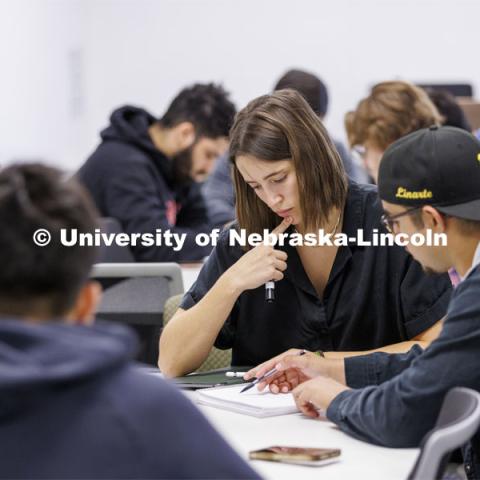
top-left (33, 229), bottom-right (51, 247)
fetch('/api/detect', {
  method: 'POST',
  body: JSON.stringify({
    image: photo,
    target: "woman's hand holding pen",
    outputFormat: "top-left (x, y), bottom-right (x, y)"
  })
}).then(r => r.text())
top-left (244, 349), bottom-right (339, 394)
top-left (244, 349), bottom-right (324, 392)
top-left (223, 217), bottom-right (292, 294)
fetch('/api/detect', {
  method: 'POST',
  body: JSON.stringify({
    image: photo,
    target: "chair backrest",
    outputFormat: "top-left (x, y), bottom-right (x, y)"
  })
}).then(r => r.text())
top-left (96, 217), bottom-right (135, 263)
top-left (408, 387), bottom-right (480, 480)
top-left (92, 263), bottom-right (184, 325)
top-left (162, 294), bottom-right (232, 372)
top-left (91, 263), bottom-right (184, 365)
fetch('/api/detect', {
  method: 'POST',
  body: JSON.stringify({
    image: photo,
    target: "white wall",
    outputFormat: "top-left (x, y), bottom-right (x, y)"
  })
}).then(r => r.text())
top-left (1, 0), bottom-right (479, 170)
top-left (0, 0), bottom-right (85, 168)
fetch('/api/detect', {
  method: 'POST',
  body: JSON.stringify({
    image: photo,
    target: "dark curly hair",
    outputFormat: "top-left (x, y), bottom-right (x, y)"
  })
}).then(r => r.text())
top-left (159, 83), bottom-right (236, 138)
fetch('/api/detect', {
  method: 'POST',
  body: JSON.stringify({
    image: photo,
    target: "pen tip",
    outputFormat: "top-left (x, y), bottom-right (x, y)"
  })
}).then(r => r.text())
top-left (240, 383), bottom-right (253, 393)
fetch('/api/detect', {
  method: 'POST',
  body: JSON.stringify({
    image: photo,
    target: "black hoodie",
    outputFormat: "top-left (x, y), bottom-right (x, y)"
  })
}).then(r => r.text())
top-left (77, 106), bottom-right (212, 262)
top-left (0, 319), bottom-right (258, 479)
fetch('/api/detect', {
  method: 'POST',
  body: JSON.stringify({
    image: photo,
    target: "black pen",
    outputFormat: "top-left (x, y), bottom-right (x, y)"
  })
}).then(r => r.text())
top-left (240, 350), bottom-right (307, 393)
top-left (265, 281), bottom-right (274, 302)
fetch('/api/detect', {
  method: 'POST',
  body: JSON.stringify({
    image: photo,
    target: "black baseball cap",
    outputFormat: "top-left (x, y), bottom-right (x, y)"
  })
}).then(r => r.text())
top-left (378, 125), bottom-right (480, 221)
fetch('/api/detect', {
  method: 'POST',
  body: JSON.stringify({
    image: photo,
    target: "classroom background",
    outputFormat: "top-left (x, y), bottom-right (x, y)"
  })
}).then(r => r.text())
top-left (1, 0), bottom-right (479, 170)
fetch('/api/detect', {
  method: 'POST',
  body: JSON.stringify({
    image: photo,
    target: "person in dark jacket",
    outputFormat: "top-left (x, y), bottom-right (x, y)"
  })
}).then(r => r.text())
top-left (0, 163), bottom-right (258, 479)
top-left (249, 126), bottom-right (480, 479)
top-left (78, 83), bottom-right (236, 262)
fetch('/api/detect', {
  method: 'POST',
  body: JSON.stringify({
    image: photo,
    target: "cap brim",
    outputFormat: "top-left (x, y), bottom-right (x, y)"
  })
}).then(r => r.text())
top-left (436, 198), bottom-right (480, 221)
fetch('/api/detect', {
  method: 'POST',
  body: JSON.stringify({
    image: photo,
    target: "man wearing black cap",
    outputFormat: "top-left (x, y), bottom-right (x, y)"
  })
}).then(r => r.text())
top-left (253, 126), bottom-right (480, 478)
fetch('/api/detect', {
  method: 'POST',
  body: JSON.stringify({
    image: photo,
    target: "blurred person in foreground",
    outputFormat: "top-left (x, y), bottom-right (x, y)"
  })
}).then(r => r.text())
top-left (0, 163), bottom-right (257, 479)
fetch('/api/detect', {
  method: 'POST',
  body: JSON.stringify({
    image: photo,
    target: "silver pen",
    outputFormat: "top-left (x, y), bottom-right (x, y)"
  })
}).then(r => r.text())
top-left (240, 350), bottom-right (307, 393)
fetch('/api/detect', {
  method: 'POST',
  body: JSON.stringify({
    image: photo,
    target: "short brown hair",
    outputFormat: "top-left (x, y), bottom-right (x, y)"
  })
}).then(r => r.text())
top-left (345, 81), bottom-right (443, 151)
top-left (229, 89), bottom-right (347, 241)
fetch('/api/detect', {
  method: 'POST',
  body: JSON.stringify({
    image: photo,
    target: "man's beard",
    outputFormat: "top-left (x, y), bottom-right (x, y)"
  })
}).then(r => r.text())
top-left (171, 146), bottom-right (194, 186)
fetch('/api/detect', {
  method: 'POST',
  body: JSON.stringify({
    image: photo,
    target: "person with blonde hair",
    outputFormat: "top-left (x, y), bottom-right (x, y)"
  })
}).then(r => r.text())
top-left (159, 90), bottom-right (451, 377)
top-left (345, 80), bottom-right (442, 182)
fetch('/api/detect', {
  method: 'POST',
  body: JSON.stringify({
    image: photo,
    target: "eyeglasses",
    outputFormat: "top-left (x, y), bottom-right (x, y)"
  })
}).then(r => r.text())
top-left (380, 206), bottom-right (424, 233)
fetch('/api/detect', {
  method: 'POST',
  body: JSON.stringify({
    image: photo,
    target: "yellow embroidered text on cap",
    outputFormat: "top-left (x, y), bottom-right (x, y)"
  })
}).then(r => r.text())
top-left (396, 187), bottom-right (433, 199)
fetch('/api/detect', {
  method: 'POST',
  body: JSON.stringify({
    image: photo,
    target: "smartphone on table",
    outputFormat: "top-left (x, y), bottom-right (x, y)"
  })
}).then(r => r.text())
top-left (249, 446), bottom-right (341, 466)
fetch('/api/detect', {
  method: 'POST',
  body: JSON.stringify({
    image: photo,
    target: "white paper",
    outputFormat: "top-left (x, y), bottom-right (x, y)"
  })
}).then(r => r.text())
top-left (196, 384), bottom-right (299, 417)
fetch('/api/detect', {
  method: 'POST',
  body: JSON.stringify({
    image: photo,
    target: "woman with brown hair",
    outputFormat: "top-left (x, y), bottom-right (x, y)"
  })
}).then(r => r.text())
top-left (159, 89), bottom-right (451, 377)
top-left (346, 80), bottom-right (442, 183)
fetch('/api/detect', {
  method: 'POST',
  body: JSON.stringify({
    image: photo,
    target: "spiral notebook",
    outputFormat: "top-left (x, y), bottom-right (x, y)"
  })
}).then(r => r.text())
top-left (196, 384), bottom-right (299, 417)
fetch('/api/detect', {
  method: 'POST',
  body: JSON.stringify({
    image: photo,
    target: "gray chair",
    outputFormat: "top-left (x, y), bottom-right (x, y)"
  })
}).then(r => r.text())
top-left (91, 263), bottom-right (184, 365)
top-left (408, 387), bottom-right (480, 480)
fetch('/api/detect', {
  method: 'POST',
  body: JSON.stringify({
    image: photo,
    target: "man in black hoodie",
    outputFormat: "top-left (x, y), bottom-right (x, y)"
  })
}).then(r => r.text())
top-left (78, 83), bottom-right (236, 262)
top-left (0, 163), bottom-right (258, 479)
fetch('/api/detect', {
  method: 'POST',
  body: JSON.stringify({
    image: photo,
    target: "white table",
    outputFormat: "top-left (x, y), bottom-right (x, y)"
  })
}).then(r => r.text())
top-left (194, 398), bottom-right (418, 479)
top-left (172, 268), bottom-right (419, 478)
top-left (180, 264), bottom-right (202, 291)
top-left (144, 370), bottom-right (418, 479)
